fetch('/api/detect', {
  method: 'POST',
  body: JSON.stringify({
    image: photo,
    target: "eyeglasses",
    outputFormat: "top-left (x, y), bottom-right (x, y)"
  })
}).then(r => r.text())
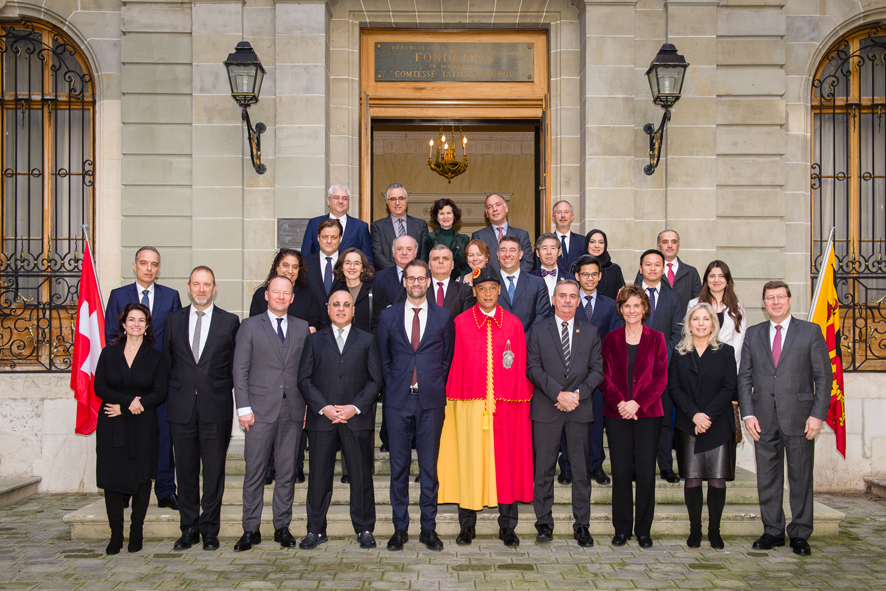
top-left (343, 261), bottom-right (362, 268)
top-left (329, 301), bottom-right (352, 308)
top-left (404, 276), bottom-right (428, 284)
top-left (329, 195), bottom-right (349, 202)
top-left (763, 295), bottom-right (789, 302)
top-left (387, 196), bottom-right (407, 203)
top-left (579, 272), bottom-right (600, 279)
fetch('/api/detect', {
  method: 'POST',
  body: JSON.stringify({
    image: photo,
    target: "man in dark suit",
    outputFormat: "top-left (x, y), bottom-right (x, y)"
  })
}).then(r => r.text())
top-left (163, 266), bottom-right (240, 551)
top-left (739, 281), bottom-right (832, 556)
top-left (297, 289), bottom-right (383, 550)
top-left (306, 218), bottom-right (344, 329)
top-left (105, 246), bottom-right (182, 510)
top-left (370, 183), bottom-right (428, 271)
top-left (301, 185), bottom-right (374, 267)
top-left (633, 229), bottom-right (702, 312)
top-left (552, 200), bottom-right (584, 274)
top-left (428, 244), bottom-right (474, 317)
top-left (378, 259), bottom-right (455, 551)
top-left (557, 254), bottom-right (621, 485)
top-left (232, 276), bottom-right (311, 551)
top-left (635, 248), bottom-right (683, 483)
top-left (471, 193), bottom-right (533, 274)
top-left (530, 233), bottom-right (569, 300)
top-left (373, 235), bottom-right (417, 307)
top-left (496, 235), bottom-right (552, 333)
top-left (527, 280), bottom-right (603, 548)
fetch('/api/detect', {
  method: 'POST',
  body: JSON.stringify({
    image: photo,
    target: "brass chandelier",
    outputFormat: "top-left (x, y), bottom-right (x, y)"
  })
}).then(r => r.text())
top-left (428, 126), bottom-right (468, 183)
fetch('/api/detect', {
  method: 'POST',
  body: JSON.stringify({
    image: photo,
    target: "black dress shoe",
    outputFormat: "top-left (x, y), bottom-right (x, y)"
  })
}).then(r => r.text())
top-left (574, 526), bottom-right (594, 548)
top-left (341, 475), bottom-right (350, 484)
top-left (790, 537), bottom-right (811, 556)
top-left (298, 532), bottom-right (328, 550)
top-left (637, 535), bottom-right (653, 548)
top-left (274, 527), bottom-right (297, 548)
top-left (234, 530), bottom-right (261, 551)
top-left (294, 467), bottom-right (305, 484)
top-left (456, 526), bottom-right (475, 546)
top-left (752, 533), bottom-right (785, 550)
top-left (591, 468), bottom-right (611, 485)
top-left (419, 529), bottom-right (443, 551)
top-left (661, 470), bottom-right (680, 484)
top-left (557, 470), bottom-right (573, 484)
top-left (358, 531), bottom-right (377, 549)
top-left (499, 528), bottom-right (520, 547)
top-left (414, 474), bottom-right (421, 483)
top-left (535, 526), bottom-right (553, 544)
top-left (173, 527), bottom-right (200, 551)
top-left (387, 529), bottom-right (408, 551)
top-left (157, 494), bottom-right (180, 510)
top-left (380, 443), bottom-right (389, 452)
top-left (202, 533), bottom-right (219, 551)
top-left (611, 533), bottom-right (629, 546)
top-left (264, 468), bottom-right (276, 486)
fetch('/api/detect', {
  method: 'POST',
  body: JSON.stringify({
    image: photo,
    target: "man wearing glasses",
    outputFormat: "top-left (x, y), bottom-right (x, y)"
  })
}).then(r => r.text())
top-left (377, 259), bottom-right (454, 551)
top-left (370, 183), bottom-right (429, 271)
top-left (302, 185), bottom-right (374, 267)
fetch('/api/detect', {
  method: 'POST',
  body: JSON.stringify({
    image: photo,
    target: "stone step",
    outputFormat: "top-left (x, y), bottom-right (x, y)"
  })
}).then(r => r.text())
top-left (863, 475), bottom-right (886, 499)
top-left (221, 468), bottom-right (763, 506)
top-left (63, 499), bottom-right (845, 540)
top-left (0, 476), bottom-right (41, 508)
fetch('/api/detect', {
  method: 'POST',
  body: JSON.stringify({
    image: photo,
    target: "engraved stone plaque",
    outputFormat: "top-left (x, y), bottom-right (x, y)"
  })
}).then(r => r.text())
top-left (374, 42), bottom-right (534, 82)
top-left (277, 218), bottom-right (309, 250)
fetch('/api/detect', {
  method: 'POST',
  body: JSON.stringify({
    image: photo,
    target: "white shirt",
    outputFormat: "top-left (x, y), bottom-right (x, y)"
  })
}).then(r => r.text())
top-left (555, 314), bottom-right (575, 350)
top-left (540, 266), bottom-right (558, 298)
top-left (135, 281), bottom-right (155, 313)
top-left (320, 250), bottom-right (340, 285)
top-left (188, 303), bottom-right (214, 360)
top-left (432, 276), bottom-right (450, 303)
top-left (481, 306), bottom-right (496, 317)
top-left (770, 316), bottom-right (791, 349)
top-left (330, 213), bottom-right (347, 236)
top-left (237, 311), bottom-right (289, 417)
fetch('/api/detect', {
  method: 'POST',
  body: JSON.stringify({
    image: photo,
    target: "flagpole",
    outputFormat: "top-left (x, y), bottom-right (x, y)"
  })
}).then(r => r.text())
top-left (80, 224), bottom-right (104, 311)
top-left (808, 226), bottom-right (836, 322)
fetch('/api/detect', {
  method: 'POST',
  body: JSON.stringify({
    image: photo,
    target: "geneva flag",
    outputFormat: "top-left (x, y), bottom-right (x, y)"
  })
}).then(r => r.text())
top-left (70, 237), bottom-right (106, 435)
top-left (808, 228), bottom-right (846, 457)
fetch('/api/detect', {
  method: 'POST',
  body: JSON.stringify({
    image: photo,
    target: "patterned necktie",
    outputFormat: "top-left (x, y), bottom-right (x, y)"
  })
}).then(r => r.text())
top-left (411, 308), bottom-right (421, 386)
top-left (560, 234), bottom-right (568, 258)
top-left (647, 287), bottom-right (657, 323)
top-left (541, 269), bottom-right (557, 277)
top-left (141, 289), bottom-right (149, 308)
top-left (584, 295), bottom-right (593, 323)
top-left (436, 282), bottom-right (444, 307)
top-left (276, 317), bottom-right (285, 343)
top-left (496, 226), bottom-right (504, 243)
top-left (336, 327), bottom-right (345, 353)
top-left (191, 310), bottom-right (205, 362)
top-left (324, 256), bottom-right (333, 293)
top-left (772, 325), bottom-right (783, 367)
top-left (561, 321), bottom-right (571, 370)
top-left (397, 218), bottom-right (406, 238)
top-left (667, 263), bottom-right (675, 287)
top-left (507, 275), bottom-right (516, 304)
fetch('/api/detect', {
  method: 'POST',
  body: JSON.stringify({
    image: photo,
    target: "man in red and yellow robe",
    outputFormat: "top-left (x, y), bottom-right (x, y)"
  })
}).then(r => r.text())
top-left (438, 266), bottom-right (533, 547)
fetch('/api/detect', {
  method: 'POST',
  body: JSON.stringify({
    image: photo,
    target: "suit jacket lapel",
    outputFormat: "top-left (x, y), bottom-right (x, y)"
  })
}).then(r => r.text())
top-left (260, 314), bottom-right (285, 362)
top-left (341, 214), bottom-right (353, 243)
top-left (510, 273), bottom-right (528, 303)
top-left (760, 322), bottom-right (775, 368)
top-left (177, 307), bottom-right (196, 367)
top-left (548, 317), bottom-right (568, 371)
top-left (323, 326), bottom-right (342, 356)
top-left (340, 325), bottom-right (359, 357)
top-left (196, 308), bottom-right (223, 364)
top-left (778, 317), bottom-right (800, 366)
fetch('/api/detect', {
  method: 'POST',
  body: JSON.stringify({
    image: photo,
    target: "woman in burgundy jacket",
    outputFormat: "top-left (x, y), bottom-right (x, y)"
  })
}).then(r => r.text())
top-left (600, 284), bottom-right (669, 549)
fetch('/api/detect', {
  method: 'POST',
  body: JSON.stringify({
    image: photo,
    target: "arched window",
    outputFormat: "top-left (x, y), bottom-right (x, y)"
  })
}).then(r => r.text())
top-left (0, 20), bottom-right (96, 371)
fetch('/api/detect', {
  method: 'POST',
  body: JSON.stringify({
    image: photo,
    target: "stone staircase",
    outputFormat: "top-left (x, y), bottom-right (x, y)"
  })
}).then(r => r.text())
top-left (64, 410), bottom-right (845, 540)
top-left (0, 476), bottom-right (41, 507)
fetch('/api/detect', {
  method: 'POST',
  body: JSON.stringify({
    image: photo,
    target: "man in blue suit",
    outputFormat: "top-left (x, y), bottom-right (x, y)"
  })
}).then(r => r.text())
top-left (530, 233), bottom-right (569, 300)
top-left (373, 235), bottom-right (417, 308)
top-left (377, 259), bottom-right (454, 552)
top-left (552, 200), bottom-right (585, 274)
top-left (105, 246), bottom-right (183, 509)
top-left (557, 254), bottom-right (621, 485)
top-left (471, 194), bottom-right (534, 274)
top-left (301, 185), bottom-right (374, 268)
top-left (495, 235), bottom-right (552, 333)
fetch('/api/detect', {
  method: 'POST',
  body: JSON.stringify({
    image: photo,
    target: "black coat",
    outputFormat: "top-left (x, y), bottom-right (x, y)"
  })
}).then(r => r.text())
top-left (668, 344), bottom-right (737, 453)
top-left (94, 341), bottom-right (168, 494)
top-left (249, 284), bottom-right (322, 330)
top-left (337, 282), bottom-right (387, 334)
top-left (597, 263), bottom-right (626, 301)
top-left (435, 279), bottom-right (474, 319)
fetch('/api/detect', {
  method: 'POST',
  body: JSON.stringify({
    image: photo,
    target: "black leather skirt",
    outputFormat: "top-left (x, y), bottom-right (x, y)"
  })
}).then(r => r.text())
top-left (675, 430), bottom-right (736, 481)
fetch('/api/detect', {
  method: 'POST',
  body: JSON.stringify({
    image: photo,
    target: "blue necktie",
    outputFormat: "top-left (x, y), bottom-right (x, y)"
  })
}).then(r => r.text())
top-left (276, 317), bottom-right (285, 343)
top-left (140, 289), bottom-right (149, 308)
top-left (647, 287), bottom-right (657, 324)
top-left (507, 275), bottom-right (516, 304)
top-left (324, 256), bottom-right (333, 294)
top-left (560, 235), bottom-right (568, 266)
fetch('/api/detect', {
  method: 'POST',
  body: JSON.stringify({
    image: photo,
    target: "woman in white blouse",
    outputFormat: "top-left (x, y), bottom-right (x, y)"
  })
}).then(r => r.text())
top-left (687, 260), bottom-right (748, 367)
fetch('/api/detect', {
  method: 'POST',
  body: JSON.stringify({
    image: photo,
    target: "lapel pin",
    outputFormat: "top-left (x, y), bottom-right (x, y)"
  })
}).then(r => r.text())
top-left (576, 329), bottom-right (580, 333)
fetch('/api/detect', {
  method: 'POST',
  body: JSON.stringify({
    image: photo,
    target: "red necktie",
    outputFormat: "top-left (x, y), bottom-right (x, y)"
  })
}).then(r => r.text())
top-left (667, 263), bottom-right (675, 287)
top-left (772, 325), bottom-right (783, 367)
top-left (496, 227), bottom-right (503, 243)
top-left (436, 282), bottom-right (444, 307)
top-left (411, 308), bottom-right (421, 385)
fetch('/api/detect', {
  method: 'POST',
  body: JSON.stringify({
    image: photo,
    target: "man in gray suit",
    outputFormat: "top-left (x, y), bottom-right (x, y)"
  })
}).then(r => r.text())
top-left (471, 193), bottom-right (534, 274)
top-left (232, 276), bottom-right (311, 551)
top-left (527, 280), bottom-right (603, 547)
top-left (370, 183), bottom-right (429, 271)
top-left (739, 280), bottom-right (832, 556)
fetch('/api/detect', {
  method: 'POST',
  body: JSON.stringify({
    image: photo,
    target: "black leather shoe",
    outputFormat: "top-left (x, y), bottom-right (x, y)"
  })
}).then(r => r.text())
top-left (499, 528), bottom-right (520, 547)
top-left (661, 470), bottom-right (680, 484)
top-left (637, 535), bottom-right (653, 548)
top-left (557, 470), bottom-right (573, 484)
top-left (274, 527), bottom-right (297, 548)
top-left (380, 443), bottom-right (389, 452)
top-left (419, 529), bottom-right (443, 551)
top-left (234, 530), bottom-right (261, 551)
top-left (574, 526), bottom-right (594, 547)
top-left (264, 468), bottom-right (276, 486)
top-left (387, 529), bottom-right (408, 551)
top-left (591, 468), bottom-right (611, 485)
top-left (298, 532), bottom-right (328, 550)
top-left (456, 526), bottom-right (475, 546)
top-left (202, 533), bottom-right (219, 551)
top-left (535, 526), bottom-right (553, 544)
top-left (752, 533), bottom-right (786, 550)
top-left (358, 531), bottom-right (376, 549)
top-left (173, 527), bottom-right (200, 550)
top-left (294, 467), bottom-right (305, 484)
top-left (157, 494), bottom-right (180, 510)
top-left (414, 474), bottom-right (421, 483)
top-left (341, 475), bottom-right (350, 484)
top-left (611, 533), bottom-right (629, 546)
top-left (790, 537), bottom-right (811, 556)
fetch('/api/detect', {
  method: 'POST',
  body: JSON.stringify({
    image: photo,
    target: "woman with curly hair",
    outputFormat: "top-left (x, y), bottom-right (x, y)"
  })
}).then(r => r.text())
top-left (421, 198), bottom-right (470, 280)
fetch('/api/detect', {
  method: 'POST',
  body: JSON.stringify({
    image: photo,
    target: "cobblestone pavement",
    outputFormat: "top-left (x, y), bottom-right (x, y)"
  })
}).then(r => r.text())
top-left (1, 493), bottom-right (885, 591)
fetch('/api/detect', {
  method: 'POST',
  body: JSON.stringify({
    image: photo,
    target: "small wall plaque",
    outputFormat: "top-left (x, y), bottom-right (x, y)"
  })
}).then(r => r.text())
top-left (277, 218), bottom-right (310, 250)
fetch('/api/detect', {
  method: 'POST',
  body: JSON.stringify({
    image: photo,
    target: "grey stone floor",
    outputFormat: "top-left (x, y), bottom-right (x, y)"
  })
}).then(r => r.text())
top-left (1, 492), bottom-right (885, 590)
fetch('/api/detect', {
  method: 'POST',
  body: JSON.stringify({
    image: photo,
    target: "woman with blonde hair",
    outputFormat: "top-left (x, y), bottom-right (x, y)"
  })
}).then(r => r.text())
top-left (669, 303), bottom-right (738, 549)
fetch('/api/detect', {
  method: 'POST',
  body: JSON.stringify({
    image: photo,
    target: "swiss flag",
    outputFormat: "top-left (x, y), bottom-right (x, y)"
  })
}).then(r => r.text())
top-left (70, 237), bottom-right (105, 435)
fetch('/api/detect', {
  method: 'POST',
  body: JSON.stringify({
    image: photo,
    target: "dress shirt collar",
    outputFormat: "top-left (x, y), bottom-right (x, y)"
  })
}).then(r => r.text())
top-left (330, 212), bottom-right (347, 234)
top-left (554, 314), bottom-right (575, 332)
top-left (502, 268), bottom-right (521, 283)
top-left (333, 322), bottom-right (351, 342)
top-left (666, 257), bottom-right (680, 277)
top-left (267, 309), bottom-right (288, 333)
top-left (492, 222), bottom-right (509, 234)
top-left (770, 316), bottom-right (791, 333)
top-left (190, 303), bottom-right (214, 320)
top-left (642, 281), bottom-right (661, 295)
top-left (433, 276), bottom-right (450, 292)
top-left (581, 289), bottom-right (597, 306)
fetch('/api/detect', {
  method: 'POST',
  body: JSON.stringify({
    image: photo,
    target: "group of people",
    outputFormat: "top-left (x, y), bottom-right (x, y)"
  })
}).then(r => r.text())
top-left (93, 183), bottom-right (833, 560)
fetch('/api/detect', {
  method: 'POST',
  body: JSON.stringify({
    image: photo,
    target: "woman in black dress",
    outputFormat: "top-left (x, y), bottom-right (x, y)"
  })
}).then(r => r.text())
top-left (669, 302), bottom-right (737, 549)
top-left (94, 303), bottom-right (168, 555)
top-left (584, 229), bottom-right (625, 300)
top-left (332, 247), bottom-right (386, 334)
top-left (249, 248), bottom-right (321, 332)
